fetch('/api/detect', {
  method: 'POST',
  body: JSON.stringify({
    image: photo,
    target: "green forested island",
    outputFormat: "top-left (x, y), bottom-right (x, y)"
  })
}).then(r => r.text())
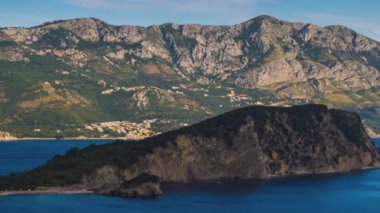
top-left (1, 104), bottom-right (379, 198)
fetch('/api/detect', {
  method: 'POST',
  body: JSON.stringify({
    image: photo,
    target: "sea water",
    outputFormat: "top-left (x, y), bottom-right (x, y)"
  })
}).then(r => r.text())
top-left (0, 139), bottom-right (379, 213)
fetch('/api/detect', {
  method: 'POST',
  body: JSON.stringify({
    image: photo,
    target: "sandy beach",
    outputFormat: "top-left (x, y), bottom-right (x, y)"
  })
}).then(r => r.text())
top-left (0, 187), bottom-right (94, 196)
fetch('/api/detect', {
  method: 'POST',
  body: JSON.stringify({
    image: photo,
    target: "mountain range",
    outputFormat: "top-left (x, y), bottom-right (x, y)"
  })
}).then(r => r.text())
top-left (0, 15), bottom-right (379, 138)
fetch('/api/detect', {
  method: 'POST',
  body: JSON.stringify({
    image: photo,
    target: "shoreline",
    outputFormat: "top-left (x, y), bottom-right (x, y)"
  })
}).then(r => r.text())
top-left (0, 189), bottom-right (94, 196)
top-left (2, 166), bottom-right (379, 197)
top-left (1, 137), bottom-right (379, 141)
top-left (268, 165), bottom-right (380, 179)
top-left (0, 137), bottom-right (134, 142)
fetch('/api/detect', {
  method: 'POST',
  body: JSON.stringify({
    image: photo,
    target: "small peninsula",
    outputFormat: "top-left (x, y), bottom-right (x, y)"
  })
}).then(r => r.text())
top-left (0, 104), bottom-right (379, 198)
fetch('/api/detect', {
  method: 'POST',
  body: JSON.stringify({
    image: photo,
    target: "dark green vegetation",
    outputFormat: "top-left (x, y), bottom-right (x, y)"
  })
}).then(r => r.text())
top-left (0, 51), bottom-right (278, 137)
top-left (0, 140), bottom-right (165, 190)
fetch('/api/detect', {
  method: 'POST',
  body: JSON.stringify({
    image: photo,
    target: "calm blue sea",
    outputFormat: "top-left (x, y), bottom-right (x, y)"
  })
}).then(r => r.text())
top-left (0, 139), bottom-right (379, 213)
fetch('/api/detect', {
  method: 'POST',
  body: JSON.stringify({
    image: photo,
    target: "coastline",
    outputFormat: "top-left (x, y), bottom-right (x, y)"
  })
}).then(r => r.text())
top-left (268, 166), bottom-right (380, 179)
top-left (0, 137), bottom-right (132, 142)
top-left (1, 130), bottom-right (378, 143)
top-left (1, 137), bottom-right (377, 142)
top-left (0, 188), bottom-right (94, 196)
top-left (2, 166), bottom-right (380, 197)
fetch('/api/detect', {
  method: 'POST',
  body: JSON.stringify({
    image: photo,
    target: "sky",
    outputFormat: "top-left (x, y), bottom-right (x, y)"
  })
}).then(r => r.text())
top-left (0, 0), bottom-right (379, 41)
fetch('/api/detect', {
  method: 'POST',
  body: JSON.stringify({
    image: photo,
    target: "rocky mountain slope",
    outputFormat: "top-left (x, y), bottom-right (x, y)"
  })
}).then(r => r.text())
top-left (0, 15), bottom-right (379, 137)
top-left (0, 104), bottom-right (379, 197)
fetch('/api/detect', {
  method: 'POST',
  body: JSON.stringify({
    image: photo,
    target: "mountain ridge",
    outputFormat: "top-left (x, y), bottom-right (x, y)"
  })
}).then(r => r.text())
top-left (0, 15), bottom-right (379, 137)
top-left (3, 15), bottom-right (379, 43)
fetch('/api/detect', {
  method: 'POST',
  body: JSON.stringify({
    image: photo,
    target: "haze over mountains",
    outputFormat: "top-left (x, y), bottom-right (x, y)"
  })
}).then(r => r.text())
top-left (0, 15), bottom-right (379, 137)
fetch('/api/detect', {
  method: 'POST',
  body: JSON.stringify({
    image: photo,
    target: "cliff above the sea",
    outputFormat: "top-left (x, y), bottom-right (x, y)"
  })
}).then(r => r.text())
top-left (0, 104), bottom-right (379, 197)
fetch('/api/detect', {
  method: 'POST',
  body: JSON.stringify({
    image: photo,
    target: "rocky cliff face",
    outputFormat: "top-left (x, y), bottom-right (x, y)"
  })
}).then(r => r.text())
top-left (0, 104), bottom-right (378, 197)
top-left (2, 16), bottom-right (379, 89)
top-left (96, 105), bottom-right (379, 183)
top-left (0, 15), bottom-right (379, 137)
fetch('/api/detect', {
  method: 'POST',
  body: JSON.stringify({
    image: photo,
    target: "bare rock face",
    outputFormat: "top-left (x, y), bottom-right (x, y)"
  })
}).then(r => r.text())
top-left (94, 105), bottom-right (378, 197)
top-left (116, 104), bottom-right (379, 183)
top-left (0, 131), bottom-right (17, 140)
top-left (101, 174), bottom-right (162, 198)
top-left (81, 165), bottom-right (122, 190)
top-left (367, 127), bottom-right (380, 138)
top-left (127, 133), bottom-right (268, 182)
top-left (1, 15), bottom-right (379, 95)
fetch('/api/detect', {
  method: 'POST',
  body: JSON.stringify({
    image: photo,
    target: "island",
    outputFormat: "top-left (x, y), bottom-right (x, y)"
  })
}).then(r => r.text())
top-left (1, 104), bottom-right (379, 198)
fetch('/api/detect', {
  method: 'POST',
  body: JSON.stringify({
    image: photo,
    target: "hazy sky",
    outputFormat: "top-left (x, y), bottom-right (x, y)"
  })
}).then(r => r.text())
top-left (1, 0), bottom-right (379, 41)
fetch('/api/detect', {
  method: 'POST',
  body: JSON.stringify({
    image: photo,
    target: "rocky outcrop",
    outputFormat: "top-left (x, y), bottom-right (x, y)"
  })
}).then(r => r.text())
top-left (1, 15), bottom-right (379, 93)
top-left (80, 166), bottom-right (161, 197)
top-left (0, 131), bottom-right (17, 140)
top-left (101, 174), bottom-right (162, 198)
top-left (0, 104), bottom-right (378, 197)
top-left (112, 104), bottom-right (379, 183)
top-left (367, 127), bottom-right (380, 138)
